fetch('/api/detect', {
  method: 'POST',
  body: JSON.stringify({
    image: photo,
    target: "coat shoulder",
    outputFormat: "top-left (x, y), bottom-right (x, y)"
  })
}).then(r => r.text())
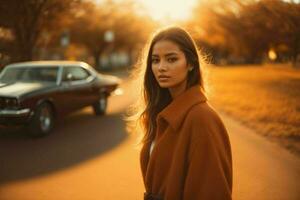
top-left (183, 103), bottom-right (233, 199)
top-left (187, 102), bottom-right (224, 126)
top-left (185, 102), bottom-right (228, 142)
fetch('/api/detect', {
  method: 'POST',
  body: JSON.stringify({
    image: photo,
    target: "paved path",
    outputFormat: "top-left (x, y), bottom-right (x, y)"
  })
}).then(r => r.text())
top-left (0, 73), bottom-right (299, 200)
top-left (223, 113), bottom-right (300, 200)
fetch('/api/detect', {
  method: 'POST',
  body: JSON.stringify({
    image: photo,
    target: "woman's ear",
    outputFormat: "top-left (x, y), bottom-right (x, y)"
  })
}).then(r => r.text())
top-left (188, 65), bottom-right (194, 71)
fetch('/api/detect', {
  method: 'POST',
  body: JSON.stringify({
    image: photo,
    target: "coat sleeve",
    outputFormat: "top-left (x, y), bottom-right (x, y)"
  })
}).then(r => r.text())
top-left (183, 108), bottom-right (233, 200)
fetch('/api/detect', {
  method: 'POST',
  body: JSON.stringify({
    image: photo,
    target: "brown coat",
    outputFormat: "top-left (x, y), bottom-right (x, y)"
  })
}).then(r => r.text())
top-left (140, 85), bottom-right (233, 200)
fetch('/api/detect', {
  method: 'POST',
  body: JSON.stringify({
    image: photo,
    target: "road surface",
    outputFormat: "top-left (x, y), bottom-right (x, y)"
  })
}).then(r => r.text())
top-left (0, 74), bottom-right (299, 200)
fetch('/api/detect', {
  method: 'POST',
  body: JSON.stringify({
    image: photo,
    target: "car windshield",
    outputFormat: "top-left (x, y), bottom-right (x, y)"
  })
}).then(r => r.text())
top-left (0, 67), bottom-right (58, 83)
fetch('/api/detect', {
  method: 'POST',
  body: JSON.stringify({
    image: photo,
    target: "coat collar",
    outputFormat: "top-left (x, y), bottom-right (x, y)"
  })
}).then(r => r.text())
top-left (157, 85), bottom-right (207, 131)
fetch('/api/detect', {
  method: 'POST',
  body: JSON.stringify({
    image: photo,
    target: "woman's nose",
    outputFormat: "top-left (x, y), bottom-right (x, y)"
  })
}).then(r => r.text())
top-left (158, 61), bottom-right (167, 72)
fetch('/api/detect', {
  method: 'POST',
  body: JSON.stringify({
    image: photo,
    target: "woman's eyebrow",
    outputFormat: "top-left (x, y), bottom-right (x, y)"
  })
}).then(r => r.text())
top-left (165, 52), bottom-right (178, 57)
top-left (152, 52), bottom-right (179, 57)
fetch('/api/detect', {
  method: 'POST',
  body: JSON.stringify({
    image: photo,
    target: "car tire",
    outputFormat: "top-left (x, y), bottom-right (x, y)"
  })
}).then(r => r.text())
top-left (93, 95), bottom-right (107, 115)
top-left (28, 102), bottom-right (54, 137)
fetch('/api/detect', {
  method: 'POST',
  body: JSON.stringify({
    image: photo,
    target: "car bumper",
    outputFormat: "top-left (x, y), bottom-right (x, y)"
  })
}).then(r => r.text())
top-left (0, 108), bottom-right (32, 125)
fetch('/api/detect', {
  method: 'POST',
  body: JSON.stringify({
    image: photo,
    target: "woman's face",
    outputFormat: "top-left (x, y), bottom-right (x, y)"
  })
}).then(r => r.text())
top-left (151, 40), bottom-right (189, 90)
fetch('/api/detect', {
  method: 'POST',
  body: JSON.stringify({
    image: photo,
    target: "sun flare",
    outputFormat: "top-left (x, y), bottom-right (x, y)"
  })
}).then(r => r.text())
top-left (141, 0), bottom-right (197, 21)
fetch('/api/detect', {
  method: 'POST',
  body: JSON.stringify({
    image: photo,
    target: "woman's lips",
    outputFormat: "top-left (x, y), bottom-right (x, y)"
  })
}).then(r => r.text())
top-left (158, 75), bottom-right (170, 81)
top-left (158, 75), bottom-right (170, 78)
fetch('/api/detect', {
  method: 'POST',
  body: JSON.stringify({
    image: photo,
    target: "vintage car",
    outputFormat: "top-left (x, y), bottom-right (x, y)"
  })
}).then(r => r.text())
top-left (0, 61), bottom-right (120, 137)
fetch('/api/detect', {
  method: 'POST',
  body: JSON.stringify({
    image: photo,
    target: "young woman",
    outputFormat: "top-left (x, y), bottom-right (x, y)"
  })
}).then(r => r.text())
top-left (130, 26), bottom-right (232, 200)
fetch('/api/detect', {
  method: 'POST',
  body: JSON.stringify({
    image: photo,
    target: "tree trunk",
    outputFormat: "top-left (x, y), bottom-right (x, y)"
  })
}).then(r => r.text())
top-left (14, 18), bottom-right (39, 62)
top-left (93, 50), bottom-right (101, 70)
top-left (93, 47), bottom-right (106, 71)
top-left (292, 35), bottom-right (299, 67)
top-left (19, 45), bottom-right (34, 61)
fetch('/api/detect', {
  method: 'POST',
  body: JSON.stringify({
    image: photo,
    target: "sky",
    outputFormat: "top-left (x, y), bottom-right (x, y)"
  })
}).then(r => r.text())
top-left (95, 0), bottom-right (300, 22)
top-left (141, 0), bottom-right (198, 21)
top-left (94, 0), bottom-right (198, 21)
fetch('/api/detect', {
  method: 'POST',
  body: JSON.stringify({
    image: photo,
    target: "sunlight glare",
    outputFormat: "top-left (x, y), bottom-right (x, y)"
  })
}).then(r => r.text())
top-left (141, 0), bottom-right (197, 21)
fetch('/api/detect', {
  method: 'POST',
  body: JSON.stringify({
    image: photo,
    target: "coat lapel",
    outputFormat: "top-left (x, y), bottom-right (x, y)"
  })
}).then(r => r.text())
top-left (158, 85), bottom-right (207, 131)
top-left (140, 85), bottom-right (207, 190)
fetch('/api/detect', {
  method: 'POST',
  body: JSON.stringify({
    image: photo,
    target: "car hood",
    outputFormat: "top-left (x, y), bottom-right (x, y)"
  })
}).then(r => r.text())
top-left (0, 82), bottom-right (56, 98)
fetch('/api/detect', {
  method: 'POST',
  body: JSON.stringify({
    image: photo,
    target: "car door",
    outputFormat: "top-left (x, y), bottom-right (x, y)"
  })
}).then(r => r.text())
top-left (60, 66), bottom-right (97, 111)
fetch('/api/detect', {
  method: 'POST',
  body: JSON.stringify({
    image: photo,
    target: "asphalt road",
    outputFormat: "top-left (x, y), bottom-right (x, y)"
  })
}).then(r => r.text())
top-left (0, 74), bottom-right (299, 200)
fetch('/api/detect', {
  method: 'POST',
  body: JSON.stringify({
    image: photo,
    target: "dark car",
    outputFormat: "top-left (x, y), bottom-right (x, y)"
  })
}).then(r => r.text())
top-left (0, 61), bottom-right (120, 137)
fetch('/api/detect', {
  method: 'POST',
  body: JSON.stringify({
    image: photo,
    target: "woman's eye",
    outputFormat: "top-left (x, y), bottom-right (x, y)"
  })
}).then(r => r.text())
top-left (168, 57), bottom-right (177, 63)
top-left (152, 58), bottom-right (159, 63)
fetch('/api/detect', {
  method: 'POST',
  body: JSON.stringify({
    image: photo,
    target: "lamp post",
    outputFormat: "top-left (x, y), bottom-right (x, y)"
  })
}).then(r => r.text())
top-left (60, 30), bottom-right (69, 60)
top-left (104, 30), bottom-right (114, 69)
top-left (104, 30), bottom-right (114, 43)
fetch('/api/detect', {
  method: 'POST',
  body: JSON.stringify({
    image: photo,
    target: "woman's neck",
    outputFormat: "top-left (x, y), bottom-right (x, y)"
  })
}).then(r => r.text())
top-left (168, 79), bottom-right (187, 99)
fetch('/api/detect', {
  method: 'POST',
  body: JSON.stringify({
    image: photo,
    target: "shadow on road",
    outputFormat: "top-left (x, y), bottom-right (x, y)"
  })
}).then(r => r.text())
top-left (0, 109), bottom-right (128, 184)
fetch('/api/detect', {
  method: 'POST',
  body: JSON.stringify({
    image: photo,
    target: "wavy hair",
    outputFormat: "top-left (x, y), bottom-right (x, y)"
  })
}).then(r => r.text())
top-left (127, 26), bottom-right (205, 145)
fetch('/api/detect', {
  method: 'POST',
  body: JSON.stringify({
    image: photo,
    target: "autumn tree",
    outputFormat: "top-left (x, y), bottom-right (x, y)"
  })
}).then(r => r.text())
top-left (110, 0), bottom-right (157, 63)
top-left (189, 0), bottom-right (300, 65)
top-left (0, 0), bottom-right (80, 62)
top-left (69, 0), bottom-right (156, 69)
top-left (68, 1), bottom-right (111, 69)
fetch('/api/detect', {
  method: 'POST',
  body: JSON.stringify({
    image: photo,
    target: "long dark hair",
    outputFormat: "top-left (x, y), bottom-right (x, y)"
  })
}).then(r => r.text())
top-left (127, 26), bottom-right (205, 145)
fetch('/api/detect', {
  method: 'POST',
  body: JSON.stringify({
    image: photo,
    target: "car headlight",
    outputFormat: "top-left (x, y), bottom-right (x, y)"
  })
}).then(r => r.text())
top-left (0, 97), bottom-right (19, 109)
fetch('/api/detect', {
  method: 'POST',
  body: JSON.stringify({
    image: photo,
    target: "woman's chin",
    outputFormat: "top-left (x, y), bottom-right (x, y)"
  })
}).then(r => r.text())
top-left (158, 82), bottom-right (172, 88)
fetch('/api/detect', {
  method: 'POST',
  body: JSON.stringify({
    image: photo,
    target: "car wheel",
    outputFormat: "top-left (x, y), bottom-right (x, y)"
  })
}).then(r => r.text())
top-left (28, 102), bottom-right (54, 137)
top-left (93, 95), bottom-right (107, 115)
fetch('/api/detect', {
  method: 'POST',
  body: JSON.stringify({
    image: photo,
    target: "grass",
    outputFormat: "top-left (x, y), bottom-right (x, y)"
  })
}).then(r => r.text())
top-left (206, 64), bottom-right (300, 154)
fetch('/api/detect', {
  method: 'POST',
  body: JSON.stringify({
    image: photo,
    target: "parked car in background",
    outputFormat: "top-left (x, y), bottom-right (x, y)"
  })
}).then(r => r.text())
top-left (0, 61), bottom-right (120, 137)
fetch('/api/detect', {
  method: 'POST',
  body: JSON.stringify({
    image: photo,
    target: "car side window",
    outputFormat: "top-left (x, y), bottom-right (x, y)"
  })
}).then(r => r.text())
top-left (62, 67), bottom-right (90, 82)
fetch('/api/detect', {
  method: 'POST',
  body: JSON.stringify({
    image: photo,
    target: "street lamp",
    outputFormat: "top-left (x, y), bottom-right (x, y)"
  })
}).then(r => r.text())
top-left (104, 30), bottom-right (114, 43)
top-left (104, 30), bottom-right (114, 69)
